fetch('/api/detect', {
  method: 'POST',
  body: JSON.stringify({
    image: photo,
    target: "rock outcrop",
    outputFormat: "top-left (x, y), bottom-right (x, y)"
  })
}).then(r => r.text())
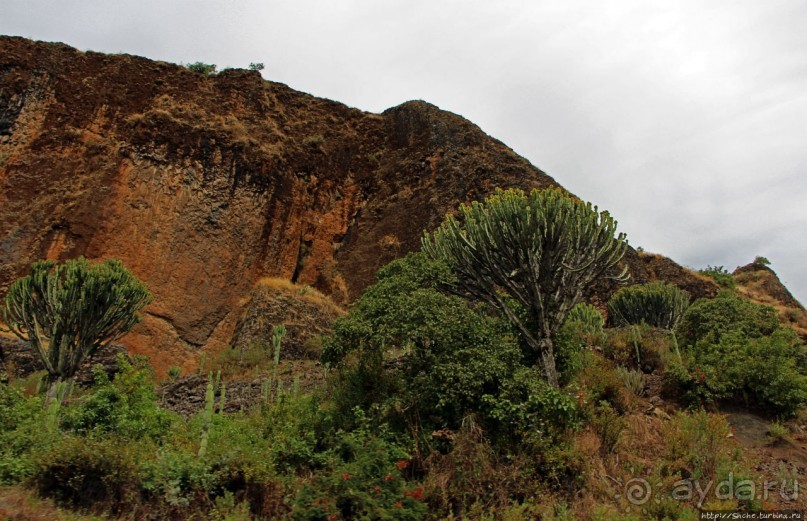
top-left (0, 37), bottom-right (718, 373)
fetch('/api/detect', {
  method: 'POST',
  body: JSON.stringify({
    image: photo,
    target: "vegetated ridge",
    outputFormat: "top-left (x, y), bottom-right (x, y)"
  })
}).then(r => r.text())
top-left (0, 36), bottom-right (724, 373)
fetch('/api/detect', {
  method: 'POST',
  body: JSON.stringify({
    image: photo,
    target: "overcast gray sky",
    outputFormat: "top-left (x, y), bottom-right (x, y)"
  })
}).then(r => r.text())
top-left (3, 0), bottom-right (806, 303)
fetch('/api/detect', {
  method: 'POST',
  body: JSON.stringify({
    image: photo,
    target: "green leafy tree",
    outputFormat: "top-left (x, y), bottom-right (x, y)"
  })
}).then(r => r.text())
top-left (186, 61), bottom-right (217, 76)
top-left (422, 187), bottom-right (629, 387)
top-left (323, 253), bottom-right (523, 431)
top-left (3, 258), bottom-right (151, 397)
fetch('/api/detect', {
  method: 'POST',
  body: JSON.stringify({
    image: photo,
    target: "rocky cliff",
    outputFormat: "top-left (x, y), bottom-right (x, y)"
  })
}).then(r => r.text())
top-left (0, 37), bottom-right (714, 373)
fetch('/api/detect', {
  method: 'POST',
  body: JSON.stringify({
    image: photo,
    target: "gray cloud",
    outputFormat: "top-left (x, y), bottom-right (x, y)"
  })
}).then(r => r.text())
top-left (2, 0), bottom-right (805, 302)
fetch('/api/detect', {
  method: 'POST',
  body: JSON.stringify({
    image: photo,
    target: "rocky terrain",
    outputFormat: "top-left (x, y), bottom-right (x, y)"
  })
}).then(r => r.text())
top-left (0, 37), bottom-right (718, 374)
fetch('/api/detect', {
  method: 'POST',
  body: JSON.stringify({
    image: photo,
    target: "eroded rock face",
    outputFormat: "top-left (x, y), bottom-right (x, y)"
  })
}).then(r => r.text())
top-left (0, 37), bottom-right (560, 373)
top-left (0, 37), bottom-right (724, 374)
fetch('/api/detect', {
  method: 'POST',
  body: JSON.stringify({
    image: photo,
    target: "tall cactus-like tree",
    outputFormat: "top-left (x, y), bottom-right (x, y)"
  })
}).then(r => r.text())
top-left (422, 187), bottom-right (629, 387)
top-left (3, 257), bottom-right (152, 396)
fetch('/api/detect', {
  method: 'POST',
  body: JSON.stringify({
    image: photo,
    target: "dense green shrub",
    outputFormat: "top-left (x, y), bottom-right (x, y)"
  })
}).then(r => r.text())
top-left (261, 394), bottom-right (332, 473)
top-left (554, 303), bottom-right (605, 384)
top-left (668, 292), bottom-right (807, 415)
top-left (34, 435), bottom-right (141, 513)
top-left (140, 447), bottom-right (214, 510)
top-left (292, 428), bottom-right (426, 520)
top-left (482, 367), bottom-right (582, 448)
top-left (669, 329), bottom-right (807, 415)
top-left (61, 356), bottom-right (176, 440)
top-left (676, 291), bottom-right (779, 346)
top-left (0, 384), bottom-right (57, 484)
top-left (607, 282), bottom-right (690, 329)
top-left (324, 253), bottom-right (523, 433)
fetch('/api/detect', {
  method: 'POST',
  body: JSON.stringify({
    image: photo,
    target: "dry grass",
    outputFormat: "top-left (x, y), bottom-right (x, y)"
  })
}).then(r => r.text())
top-left (734, 276), bottom-right (807, 337)
top-left (254, 277), bottom-right (344, 316)
top-left (0, 487), bottom-right (108, 521)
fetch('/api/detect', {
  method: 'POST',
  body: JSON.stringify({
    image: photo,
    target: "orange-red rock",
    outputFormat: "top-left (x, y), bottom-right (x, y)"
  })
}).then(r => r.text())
top-left (0, 37), bottom-right (718, 374)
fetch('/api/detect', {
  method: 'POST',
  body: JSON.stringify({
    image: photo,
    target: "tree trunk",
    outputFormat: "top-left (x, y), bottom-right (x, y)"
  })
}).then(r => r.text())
top-left (44, 377), bottom-right (73, 405)
top-left (539, 337), bottom-right (560, 388)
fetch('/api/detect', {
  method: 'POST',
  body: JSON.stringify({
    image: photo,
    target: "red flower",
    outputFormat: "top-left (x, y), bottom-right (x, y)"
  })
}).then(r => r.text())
top-left (384, 474), bottom-right (394, 482)
top-left (394, 501), bottom-right (403, 509)
top-left (372, 485), bottom-right (382, 495)
top-left (327, 515), bottom-right (339, 521)
top-left (395, 459), bottom-right (409, 470)
top-left (409, 486), bottom-right (424, 500)
top-left (341, 473), bottom-right (351, 480)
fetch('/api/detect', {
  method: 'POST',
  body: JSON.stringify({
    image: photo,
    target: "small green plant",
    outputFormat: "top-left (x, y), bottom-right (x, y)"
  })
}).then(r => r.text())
top-left (664, 411), bottom-right (743, 482)
top-left (699, 265), bottom-right (736, 289)
top-left (198, 375), bottom-right (215, 459)
top-left (754, 256), bottom-right (771, 266)
top-left (303, 134), bottom-right (325, 148)
top-left (767, 422), bottom-right (789, 442)
top-left (199, 351), bottom-right (206, 374)
top-left (197, 371), bottom-right (225, 458)
top-left (590, 401), bottom-right (625, 454)
top-left (270, 324), bottom-right (286, 398)
top-left (186, 62), bottom-right (217, 76)
top-left (616, 366), bottom-right (646, 397)
top-left (167, 366), bottom-right (181, 382)
top-left (248, 62), bottom-right (264, 71)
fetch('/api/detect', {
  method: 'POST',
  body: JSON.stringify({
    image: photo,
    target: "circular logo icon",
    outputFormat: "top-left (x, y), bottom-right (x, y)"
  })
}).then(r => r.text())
top-left (625, 478), bottom-right (652, 505)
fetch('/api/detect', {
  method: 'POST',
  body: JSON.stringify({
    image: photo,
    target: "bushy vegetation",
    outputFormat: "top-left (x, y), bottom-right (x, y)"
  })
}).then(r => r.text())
top-left (1, 199), bottom-right (804, 518)
top-left (667, 292), bottom-right (807, 415)
top-left (323, 252), bottom-right (576, 448)
top-left (186, 61), bottom-right (217, 76)
top-left (699, 265), bottom-right (736, 289)
top-left (607, 282), bottom-right (690, 330)
top-left (677, 291), bottom-right (779, 346)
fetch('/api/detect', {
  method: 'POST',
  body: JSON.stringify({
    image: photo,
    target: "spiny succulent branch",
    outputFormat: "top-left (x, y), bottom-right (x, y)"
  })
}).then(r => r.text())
top-left (607, 282), bottom-right (690, 330)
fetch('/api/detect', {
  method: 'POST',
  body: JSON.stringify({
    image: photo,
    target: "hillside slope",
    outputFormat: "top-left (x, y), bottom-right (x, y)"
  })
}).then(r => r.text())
top-left (0, 37), bottom-right (713, 371)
